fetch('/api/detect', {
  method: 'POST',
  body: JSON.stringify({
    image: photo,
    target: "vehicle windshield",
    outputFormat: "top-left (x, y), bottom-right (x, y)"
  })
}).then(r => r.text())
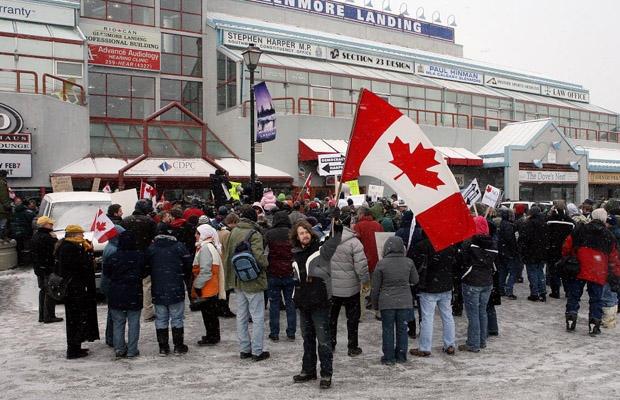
top-left (50, 201), bottom-right (110, 231)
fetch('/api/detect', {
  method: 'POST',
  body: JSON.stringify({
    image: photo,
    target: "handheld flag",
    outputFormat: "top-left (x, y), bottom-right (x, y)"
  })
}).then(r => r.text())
top-left (90, 209), bottom-right (119, 243)
top-left (341, 89), bottom-right (475, 251)
top-left (7, 187), bottom-right (15, 200)
top-left (102, 182), bottom-right (112, 193)
top-left (140, 181), bottom-right (156, 200)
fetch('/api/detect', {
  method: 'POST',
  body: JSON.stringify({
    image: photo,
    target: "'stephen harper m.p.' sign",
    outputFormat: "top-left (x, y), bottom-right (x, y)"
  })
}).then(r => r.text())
top-left (82, 22), bottom-right (161, 71)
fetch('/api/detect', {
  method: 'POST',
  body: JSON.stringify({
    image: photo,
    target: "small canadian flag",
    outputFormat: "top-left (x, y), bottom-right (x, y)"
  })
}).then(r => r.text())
top-left (140, 181), bottom-right (156, 200)
top-left (90, 209), bottom-right (119, 243)
top-left (7, 187), bottom-right (15, 200)
top-left (102, 183), bottom-right (112, 193)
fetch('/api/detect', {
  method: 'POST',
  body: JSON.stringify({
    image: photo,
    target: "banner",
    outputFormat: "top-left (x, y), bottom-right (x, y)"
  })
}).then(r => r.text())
top-left (255, 82), bottom-right (276, 143)
top-left (481, 184), bottom-right (502, 208)
top-left (461, 178), bottom-right (482, 207)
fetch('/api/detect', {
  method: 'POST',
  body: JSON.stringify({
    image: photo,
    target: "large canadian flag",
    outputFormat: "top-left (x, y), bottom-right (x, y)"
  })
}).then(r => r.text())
top-left (341, 89), bottom-right (475, 251)
top-left (90, 209), bottom-right (119, 243)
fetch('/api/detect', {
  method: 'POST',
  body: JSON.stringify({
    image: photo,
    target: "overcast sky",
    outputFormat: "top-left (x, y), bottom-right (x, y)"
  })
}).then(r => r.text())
top-left (393, 0), bottom-right (619, 115)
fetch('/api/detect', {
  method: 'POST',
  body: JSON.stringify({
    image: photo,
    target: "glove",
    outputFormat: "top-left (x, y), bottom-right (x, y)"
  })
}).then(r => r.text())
top-left (362, 283), bottom-right (370, 291)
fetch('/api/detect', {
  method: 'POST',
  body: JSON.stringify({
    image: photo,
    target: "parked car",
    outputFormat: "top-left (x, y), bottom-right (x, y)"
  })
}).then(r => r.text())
top-left (500, 201), bottom-right (553, 213)
top-left (37, 190), bottom-right (138, 292)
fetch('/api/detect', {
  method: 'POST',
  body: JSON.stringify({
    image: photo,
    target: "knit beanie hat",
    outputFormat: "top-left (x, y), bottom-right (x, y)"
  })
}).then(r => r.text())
top-left (591, 208), bottom-right (607, 223)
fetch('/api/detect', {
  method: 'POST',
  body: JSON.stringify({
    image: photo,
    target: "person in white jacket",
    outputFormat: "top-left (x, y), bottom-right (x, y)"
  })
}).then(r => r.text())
top-left (328, 223), bottom-right (369, 357)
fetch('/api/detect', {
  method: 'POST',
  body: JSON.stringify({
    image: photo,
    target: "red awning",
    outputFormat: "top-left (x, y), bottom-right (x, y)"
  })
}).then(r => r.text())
top-left (435, 146), bottom-right (483, 166)
top-left (299, 138), bottom-right (343, 161)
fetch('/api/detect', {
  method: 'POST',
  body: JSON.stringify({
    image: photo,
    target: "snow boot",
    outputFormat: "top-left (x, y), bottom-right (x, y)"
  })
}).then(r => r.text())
top-left (565, 313), bottom-right (577, 331)
top-left (156, 328), bottom-right (170, 356)
top-left (172, 327), bottom-right (188, 354)
top-left (589, 318), bottom-right (602, 336)
top-left (601, 305), bottom-right (617, 328)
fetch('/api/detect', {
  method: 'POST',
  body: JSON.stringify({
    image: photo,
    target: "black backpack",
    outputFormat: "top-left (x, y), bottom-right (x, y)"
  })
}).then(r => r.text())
top-left (231, 230), bottom-right (261, 282)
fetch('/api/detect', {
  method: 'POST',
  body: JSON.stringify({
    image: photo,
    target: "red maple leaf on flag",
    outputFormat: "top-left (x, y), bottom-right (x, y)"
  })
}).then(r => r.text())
top-left (389, 137), bottom-right (444, 190)
top-left (96, 221), bottom-right (107, 232)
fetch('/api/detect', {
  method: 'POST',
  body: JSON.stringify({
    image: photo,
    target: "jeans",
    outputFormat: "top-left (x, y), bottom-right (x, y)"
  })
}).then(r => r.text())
top-left (37, 274), bottom-right (56, 322)
top-left (418, 291), bottom-right (455, 352)
top-left (380, 309), bottom-right (411, 363)
top-left (267, 277), bottom-right (296, 338)
top-left (329, 292), bottom-right (361, 350)
top-left (110, 308), bottom-right (141, 356)
top-left (235, 289), bottom-right (266, 356)
top-left (462, 283), bottom-right (492, 350)
top-left (497, 256), bottom-right (519, 296)
top-left (299, 306), bottom-right (332, 377)
top-left (601, 283), bottom-right (619, 308)
top-left (105, 309), bottom-right (114, 346)
top-left (565, 279), bottom-right (604, 320)
top-left (154, 301), bottom-right (185, 329)
top-left (526, 262), bottom-right (546, 296)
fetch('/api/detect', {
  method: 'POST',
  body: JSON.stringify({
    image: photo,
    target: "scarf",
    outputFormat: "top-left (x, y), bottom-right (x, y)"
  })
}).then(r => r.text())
top-left (64, 236), bottom-right (94, 251)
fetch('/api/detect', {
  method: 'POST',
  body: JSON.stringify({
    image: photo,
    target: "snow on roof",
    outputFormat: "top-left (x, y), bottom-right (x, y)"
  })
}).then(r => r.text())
top-left (477, 119), bottom-right (554, 158)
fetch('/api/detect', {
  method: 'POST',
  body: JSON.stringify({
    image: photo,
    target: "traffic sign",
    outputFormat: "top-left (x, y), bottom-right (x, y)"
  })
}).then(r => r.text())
top-left (317, 153), bottom-right (345, 176)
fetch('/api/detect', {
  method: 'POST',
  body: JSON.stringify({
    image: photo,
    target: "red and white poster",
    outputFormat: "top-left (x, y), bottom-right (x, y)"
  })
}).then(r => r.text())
top-left (82, 22), bottom-right (161, 71)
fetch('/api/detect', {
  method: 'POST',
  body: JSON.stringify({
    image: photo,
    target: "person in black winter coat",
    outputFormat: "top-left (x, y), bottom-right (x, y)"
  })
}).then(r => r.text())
top-left (55, 225), bottom-right (100, 359)
top-left (458, 216), bottom-right (497, 353)
top-left (210, 169), bottom-right (232, 208)
top-left (121, 199), bottom-right (157, 321)
top-left (264, 211), bottom-right (296, 341)
top-left (546, 201), bottom-right (575, 298)
top-left (103, 230), bottom-right (146, 358)
top-left (518, 206), bottom-right (550, 302)
top-left (31, 216), bottom-right (61, 323)
top-left (146, 227), bottom-right (193, 356)
top-left (496, 208), bottom-right (519, 299)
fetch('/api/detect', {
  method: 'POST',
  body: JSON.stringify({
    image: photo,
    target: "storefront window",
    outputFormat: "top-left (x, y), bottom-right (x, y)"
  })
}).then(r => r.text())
top-left (161, 78), bottom-right (203, 120)
top-left (161, 33), bottom-right (201, 77)
top-left (89, 72), bottom-right (155, 120)
top-left (216, 51), bottom-right (237, 112)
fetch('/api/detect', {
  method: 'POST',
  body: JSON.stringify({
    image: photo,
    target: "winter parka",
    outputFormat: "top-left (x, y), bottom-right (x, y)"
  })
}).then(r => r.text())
top-left (460, 234), bottom-right (498, 287)
top-left (103, 230), bottom-right (146, 311)
top-left (329, 227), bottom-right (369, 298)
top-left (146, 234), bottom-right (193, 305)
top-left (263, 211), bottom-right (294, 278)
top-left (413, 233), bottom-right (458, 293)
top-left (546, 210), bottom-right (574, 262)
top-left (192, 239), bottom-right (221, 299)
top-left (562, 219), bottom-right (620, 285)
top-left (31, 226), bottom-right (57, 276)
top-left (371, 236), bottom-right (418, 310)
top-left (517, 213), bottom-right (549, 264)
top-left (354, 215), bottom-right (384, 273)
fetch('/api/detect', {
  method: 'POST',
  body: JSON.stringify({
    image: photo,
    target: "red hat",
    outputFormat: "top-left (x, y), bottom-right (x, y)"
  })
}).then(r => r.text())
top-left (309, 201), bottom-right (318, 209)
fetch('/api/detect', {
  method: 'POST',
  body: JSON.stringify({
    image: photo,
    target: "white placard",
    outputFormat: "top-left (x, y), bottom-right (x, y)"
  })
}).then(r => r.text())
top-left (0, 153), bottom-right (31, 177)
top-left (481, 184), bottom-right (502, 208)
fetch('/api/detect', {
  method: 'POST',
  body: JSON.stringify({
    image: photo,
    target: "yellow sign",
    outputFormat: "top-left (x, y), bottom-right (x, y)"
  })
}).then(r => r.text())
top-left (588, 172), bottom-right (620, 184)
top-left (346, 180), bottom-right (360, 195)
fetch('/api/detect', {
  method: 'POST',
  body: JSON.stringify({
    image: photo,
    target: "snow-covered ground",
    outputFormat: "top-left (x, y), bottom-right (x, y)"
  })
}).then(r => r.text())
top-left (0, 266), bottom-right (617, 400)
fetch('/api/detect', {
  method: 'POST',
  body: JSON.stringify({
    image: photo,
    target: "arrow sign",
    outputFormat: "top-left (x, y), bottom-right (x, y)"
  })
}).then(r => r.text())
top-left (317, 153), bottom-right (345, 176)
top-left (461, 178), bottom-right (482, 206)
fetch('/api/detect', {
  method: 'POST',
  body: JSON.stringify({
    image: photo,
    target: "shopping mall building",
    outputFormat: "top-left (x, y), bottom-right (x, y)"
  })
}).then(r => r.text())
top-left (1, 0), bottom-right (620, 204)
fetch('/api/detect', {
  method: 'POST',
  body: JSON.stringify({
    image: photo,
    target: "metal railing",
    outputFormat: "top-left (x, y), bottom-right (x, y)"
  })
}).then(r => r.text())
top-left (42, 74), bottom-right (86, 106)
top-left (0, 68), bottom-right (38, 93)
top-left (242, 97), bottom-right (295, 116)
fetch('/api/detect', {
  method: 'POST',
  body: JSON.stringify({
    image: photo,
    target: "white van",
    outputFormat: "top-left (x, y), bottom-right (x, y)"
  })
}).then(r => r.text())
top-left (37, 190), bottom-right (138, 291)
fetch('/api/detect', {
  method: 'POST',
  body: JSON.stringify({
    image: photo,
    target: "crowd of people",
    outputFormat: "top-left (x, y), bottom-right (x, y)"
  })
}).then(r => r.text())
top-left (28, 187), bottom-right (620, 390)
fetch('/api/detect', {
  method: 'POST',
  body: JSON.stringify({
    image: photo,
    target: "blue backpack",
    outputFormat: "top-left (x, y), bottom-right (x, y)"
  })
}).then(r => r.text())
top-left (231, 230), bottom-right (261, 282)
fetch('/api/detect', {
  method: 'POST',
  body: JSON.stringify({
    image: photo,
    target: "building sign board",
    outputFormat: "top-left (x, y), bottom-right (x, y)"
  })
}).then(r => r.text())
top-left (588, 172), bottom-right (620, 185)
top-left (124, 158), bottom-right (217, 177)
top-left (519, 170), bottom-right (578, 183)
top-left (0, 103), bottom-right (23, 134)
top-left (0, 133), bottom-right (31, 150)
top-left (243, 0), bottom-right (454, 42)
top-left (82, 22), bottom-right (161, 71)
top-left (541, 85), bottom-right (589, 103)
top-left (0, 0), bottom-right (75, 26)
top-left (485, 75), bottom-right (541, 95)
top-left (223, 30), bottom-right (326, 58)
top-left (415, 63), bottom-right (483, 85)
top-left (327, 48), bottom-right (412, 74)
top-left (0, 153), bottom-right (31, 177)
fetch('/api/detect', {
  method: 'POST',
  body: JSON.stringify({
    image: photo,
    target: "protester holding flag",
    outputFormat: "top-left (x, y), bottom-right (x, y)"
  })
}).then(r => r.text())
top-left (458, 216), bottom-right (497, 353)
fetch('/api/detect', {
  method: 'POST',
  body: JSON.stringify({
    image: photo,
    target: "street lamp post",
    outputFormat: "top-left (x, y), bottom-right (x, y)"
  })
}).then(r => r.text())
top-left (242, 43), bottom-right (263, 203)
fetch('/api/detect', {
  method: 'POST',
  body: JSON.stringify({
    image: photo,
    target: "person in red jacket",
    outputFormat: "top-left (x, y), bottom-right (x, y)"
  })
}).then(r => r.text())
top-left (562, 208), bottom-right (620, 335)
top-left (353, 206), bottom-right (383, 311)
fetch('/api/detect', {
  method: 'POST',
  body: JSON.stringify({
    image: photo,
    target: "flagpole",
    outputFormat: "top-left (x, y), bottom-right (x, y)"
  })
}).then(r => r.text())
top-left (339, 88), bottom-right (366, 189)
